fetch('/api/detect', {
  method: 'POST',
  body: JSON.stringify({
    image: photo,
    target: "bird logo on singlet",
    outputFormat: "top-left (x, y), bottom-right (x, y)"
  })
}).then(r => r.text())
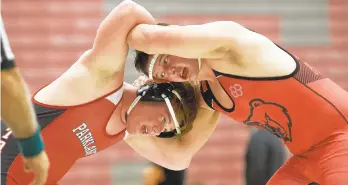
top-left (243, 99), bottom-right (293, 142)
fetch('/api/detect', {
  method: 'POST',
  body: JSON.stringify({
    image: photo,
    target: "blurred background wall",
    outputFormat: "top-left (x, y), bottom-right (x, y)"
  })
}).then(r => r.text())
top-left (2, 0), bottom-right (347, 184)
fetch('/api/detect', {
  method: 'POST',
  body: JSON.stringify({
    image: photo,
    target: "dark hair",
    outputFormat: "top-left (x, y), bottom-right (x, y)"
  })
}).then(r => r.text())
top-left (134, 23), bottom-right (170, 77)
top-left (134, 50), bottom-right (150, 76)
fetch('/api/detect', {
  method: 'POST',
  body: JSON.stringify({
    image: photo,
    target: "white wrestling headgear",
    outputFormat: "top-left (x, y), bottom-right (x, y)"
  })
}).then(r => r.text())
top-left (125, 83), bottom-right (183, 135)
top-left (148, 54), bottom-right (202, 80)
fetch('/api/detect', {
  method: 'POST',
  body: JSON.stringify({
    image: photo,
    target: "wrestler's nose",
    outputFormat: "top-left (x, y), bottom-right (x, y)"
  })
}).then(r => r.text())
top-left (150, 125), bottom-right (164, 136)
top-left (170, 67), bottom-right (176, 75)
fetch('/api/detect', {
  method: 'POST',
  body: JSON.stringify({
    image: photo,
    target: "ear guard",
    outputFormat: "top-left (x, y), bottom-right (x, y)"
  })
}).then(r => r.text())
top-left (126, 83), bottom-right (183, 138)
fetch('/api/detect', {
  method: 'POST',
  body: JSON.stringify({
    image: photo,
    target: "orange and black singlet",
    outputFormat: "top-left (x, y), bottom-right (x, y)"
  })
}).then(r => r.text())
top-left (200, 46), bottom-right (348, 155)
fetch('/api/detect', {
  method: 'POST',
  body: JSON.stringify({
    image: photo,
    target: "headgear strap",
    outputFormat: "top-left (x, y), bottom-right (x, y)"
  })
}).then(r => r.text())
top-left (162, 93), bottom-right (182, 134)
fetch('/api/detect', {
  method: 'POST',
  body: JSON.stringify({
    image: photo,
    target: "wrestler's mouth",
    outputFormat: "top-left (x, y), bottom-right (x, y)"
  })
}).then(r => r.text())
top-left (180, 67), bottom-right (189, 80)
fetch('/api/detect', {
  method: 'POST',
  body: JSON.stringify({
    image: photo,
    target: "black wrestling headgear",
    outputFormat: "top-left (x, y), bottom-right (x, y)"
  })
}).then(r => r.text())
top-left (125, 83), bottom-right (183, 138)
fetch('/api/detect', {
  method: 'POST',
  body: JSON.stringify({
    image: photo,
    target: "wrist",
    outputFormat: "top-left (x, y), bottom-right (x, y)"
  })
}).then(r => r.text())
top-left (18, 126), bottom-right (44, 158)
top-left (15, 126), bottom-right (37, 139)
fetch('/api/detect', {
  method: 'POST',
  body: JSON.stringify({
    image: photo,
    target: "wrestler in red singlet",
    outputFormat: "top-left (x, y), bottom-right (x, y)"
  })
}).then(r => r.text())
top-left (1, 86), bottom-right (125, 185)
top-left (200, 47), bottom-right (348, 155)
top-left (199, 46), bottom-right (348, 185)
top-left (1, 81), bottom-right (190, 185)
top-left (131, 21), bottom-right (348, 184)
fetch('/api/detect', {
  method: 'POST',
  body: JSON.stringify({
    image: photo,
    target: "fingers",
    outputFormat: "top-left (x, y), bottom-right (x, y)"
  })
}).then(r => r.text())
top-left (23, 152), bottom-right (50, 185)
top-left (30, 168), bottom-right (48, 185)
top-left (24, 163), bottom-right (31, 173)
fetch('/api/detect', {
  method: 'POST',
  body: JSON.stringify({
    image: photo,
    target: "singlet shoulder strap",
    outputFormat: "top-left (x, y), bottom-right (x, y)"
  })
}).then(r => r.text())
top-left (200, 80), bottom-right (214, 109)
top-left (200, 80), bottom-right (234, 113)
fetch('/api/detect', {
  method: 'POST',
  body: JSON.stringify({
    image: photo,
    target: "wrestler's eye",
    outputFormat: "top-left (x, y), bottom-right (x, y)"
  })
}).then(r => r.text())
top-left (160, 72), bottom-right (166, 78)
top-left (163, 57), bottom-right (168, 64)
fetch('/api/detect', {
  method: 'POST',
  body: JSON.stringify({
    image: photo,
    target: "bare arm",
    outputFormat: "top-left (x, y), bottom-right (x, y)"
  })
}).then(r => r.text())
top-left (1, 68), bottom-right (50, 185)
top-left (127, 21), bottom-right (269, 59)
top-left (125, 108), bottom-right (220, 170)
top-left (127, 21), bottom-right (296, 70)
top-left (1, 68), bottom-right (38, 138)
top-left (35, 1), bottom-right (157, 103)
top-left (1, 18), bottom-right (50, 184)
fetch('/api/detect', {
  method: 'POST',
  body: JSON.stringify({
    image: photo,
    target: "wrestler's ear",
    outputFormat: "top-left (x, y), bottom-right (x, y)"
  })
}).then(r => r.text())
top-left (250, 99), bottom-right (265, 108)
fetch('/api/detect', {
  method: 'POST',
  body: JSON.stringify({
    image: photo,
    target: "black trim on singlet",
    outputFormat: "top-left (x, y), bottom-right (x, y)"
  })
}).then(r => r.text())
top-left (33, 103), bottom-right (67, 130)
top-left (200, 80), bottom-right (235, 112)
top-left (212, 44), bottom-right (300, 81)
top-left (200, 44), bottom-right (300, 112)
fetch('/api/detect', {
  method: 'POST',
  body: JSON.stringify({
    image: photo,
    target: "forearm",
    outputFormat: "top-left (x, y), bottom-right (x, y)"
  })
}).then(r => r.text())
top-left (1, 68), bottom-right (38, 138)
top-left (127, 21), bottom-right (268, 60)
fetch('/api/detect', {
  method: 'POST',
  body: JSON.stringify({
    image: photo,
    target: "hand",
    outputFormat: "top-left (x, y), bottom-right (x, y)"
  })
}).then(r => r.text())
top-left (143, 165), bottom-right (165, 185)
top-left (23, 151), bottom-right (50, 185)
top-left (132, 75), bottom-right (151, 88)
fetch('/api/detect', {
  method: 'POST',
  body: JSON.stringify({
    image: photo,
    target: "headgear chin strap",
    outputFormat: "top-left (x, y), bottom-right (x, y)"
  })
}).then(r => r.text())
top-left (148, 55), bottom-right (201, 80)
top-left (125, 83), bottom-right (183, 135)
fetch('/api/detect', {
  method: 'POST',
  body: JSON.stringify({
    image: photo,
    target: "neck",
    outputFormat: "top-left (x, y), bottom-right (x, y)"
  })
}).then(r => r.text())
top-left (197, 59), bottom-right (216, 82)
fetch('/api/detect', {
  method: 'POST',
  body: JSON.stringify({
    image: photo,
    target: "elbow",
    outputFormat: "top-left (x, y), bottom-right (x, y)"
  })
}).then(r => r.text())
top-left (117, 0), bottom-right (138, 12)
top-left (107, 0), bottom-right (141, 26)
top-left (96, 0), bottom-right (138, 33)
top-left (115, 0), bottom-right (140, 22)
